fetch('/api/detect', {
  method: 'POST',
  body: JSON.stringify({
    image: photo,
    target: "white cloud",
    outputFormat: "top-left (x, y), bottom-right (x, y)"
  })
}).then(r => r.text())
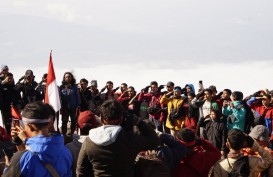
top-left (10, 60), bottom-right (273, 97)
top-left (12, 0), bottom-right (28, 8)
top-left (47, 3), bottom-right (79, 23)
top-left (3, 42), bottom-right (14, 46)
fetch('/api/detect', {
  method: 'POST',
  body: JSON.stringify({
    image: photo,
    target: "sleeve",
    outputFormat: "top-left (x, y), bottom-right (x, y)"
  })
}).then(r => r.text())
top-left (137, 92), bottom-right (151, 102)
top-left (2, 150), bottom-right (26, 177)
top-left (220, 123), bottom-right (227, 151)
top-left (131, 120), bottom-right (161, 151)
top-left (201, 139), bottom-right (221, 167)
top-left (159, 94), bottom-right (171, 104)
top-left (249, 141), bottom-right (273, 173)
top-left (211, 161), bottom-right (223, 177)
top-left (158, 133), bottom-right (188, 169)
top-left (246, 97), bottom-right (260, 110)
top-left (222, 106), bottom-right (232, 116)
top-left (76, 139), bottom-right (94, 177)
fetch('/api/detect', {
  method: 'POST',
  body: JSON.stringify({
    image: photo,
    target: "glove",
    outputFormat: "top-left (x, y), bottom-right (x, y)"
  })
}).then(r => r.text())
top-left (100, 86), bottom-right (107, 93)
top-left (113, 87), bottom-right (120, 92)
top-left (142, 86), bottom-right (150, 92)
top-left (157, 85), bottom-right (164, 92)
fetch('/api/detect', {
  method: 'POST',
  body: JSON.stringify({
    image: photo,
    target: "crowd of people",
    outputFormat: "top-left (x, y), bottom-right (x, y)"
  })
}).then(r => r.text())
top-left (0, 64), bottom-right (273, 177)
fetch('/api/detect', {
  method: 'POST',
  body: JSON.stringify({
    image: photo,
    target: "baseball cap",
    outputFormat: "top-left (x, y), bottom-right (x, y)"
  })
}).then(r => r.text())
top-left (249, 125), bottom-right (269, 142)
top-left (78, 110), bottom-right (97, 129)
top-left (174, 86), bottom-right (182, 92)
top-left (166, 81), bottom-right (174, 87)
top-left (90, 80), bottom-right (97, 87)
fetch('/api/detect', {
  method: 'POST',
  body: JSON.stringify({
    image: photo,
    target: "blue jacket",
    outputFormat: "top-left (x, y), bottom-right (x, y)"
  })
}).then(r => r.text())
top-left (3, 134), bottom-right (72, 177)
top-left (222, 101), bottom-right (246, 131)
top-left (60, 85), bottom-right (80, 109)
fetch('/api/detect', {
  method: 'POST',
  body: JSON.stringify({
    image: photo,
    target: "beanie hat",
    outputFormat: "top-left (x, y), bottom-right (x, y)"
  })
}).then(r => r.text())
top-left (78, 110), bottom-right (97, 129)
top-left (249, 125), bottom-right (269, 142)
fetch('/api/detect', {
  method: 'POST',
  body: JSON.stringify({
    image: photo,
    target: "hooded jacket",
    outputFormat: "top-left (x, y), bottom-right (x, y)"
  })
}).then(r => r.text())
top-left (76, 120), bottom-right (160, 177)
top-left (247, 97), bottom-right (273, 140)
top-left (212, 141), bottom-right (273, 177)
top-left (3, 134), bottom-right (72, 177)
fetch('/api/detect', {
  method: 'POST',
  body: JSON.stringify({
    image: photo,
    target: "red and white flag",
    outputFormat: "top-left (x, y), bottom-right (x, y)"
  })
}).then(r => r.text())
top-left (45, 51), bottom-right (61, 112)
top-left (11, 105), bottom-right (22, 120)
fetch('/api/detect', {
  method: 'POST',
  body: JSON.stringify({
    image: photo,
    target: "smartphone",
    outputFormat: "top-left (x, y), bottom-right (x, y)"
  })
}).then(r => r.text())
top-left (12, 119), bottom-right (20, 128)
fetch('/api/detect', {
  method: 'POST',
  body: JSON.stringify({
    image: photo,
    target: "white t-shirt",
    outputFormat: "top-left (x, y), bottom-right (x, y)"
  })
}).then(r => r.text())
top-left (202, 101), bottom-right (211, 118)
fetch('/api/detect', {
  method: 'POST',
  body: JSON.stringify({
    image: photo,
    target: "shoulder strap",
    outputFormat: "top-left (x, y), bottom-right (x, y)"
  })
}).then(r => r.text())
top-left (26, 148), bottom-right (60, 177)
top-left (2, 150), bottom-right (27, 177)
top-left (44, 163), bottom-right (61, 177)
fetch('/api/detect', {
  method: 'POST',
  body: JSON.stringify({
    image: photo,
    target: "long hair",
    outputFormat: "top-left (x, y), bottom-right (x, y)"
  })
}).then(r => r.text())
top-left (61, 72), bottom-right (76, 85)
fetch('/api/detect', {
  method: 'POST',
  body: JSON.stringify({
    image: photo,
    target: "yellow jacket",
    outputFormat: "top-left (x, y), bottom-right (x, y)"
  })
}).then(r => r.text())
top-left (160, 94), bottom-right (184, 130)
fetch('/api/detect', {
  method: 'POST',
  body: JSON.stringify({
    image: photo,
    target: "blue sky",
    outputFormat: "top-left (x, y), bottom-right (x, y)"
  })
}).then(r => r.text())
top-left (0, 0), bottom-right (273, 95)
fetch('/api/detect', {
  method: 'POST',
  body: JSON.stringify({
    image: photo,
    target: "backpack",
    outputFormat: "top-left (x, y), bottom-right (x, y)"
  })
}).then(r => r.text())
top-left (227, 156), bottom-right (250, 177)
top-left (242, 101), bottom-right (255, 134)
top-left (134, 153), bottom-right (170, 177)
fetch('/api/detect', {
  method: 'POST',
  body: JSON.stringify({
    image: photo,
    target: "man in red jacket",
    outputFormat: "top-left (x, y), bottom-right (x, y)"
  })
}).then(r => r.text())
top-left (174, 128), bottom-right (221, 177)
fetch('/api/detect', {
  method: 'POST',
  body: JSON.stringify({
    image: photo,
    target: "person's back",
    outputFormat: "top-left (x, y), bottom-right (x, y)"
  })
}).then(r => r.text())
top-left (76, 100), bottom-right (160, 177)
top-left (3, 102), bottom-right (72, 177)
top-left (174, 128), bottom-right (221, 177)
top-left (212, 128), bottom-right (273, 177)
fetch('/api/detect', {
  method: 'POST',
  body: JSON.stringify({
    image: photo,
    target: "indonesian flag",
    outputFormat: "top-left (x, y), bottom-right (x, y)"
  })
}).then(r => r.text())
top-left (45, 51), bottom-right (61, 112)
top-left (11, 105), bottom-right (22, 120)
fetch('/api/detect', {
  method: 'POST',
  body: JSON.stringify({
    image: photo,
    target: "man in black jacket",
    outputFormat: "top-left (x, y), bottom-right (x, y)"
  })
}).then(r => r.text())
top-left (76, 100), bottom-right (160, 177)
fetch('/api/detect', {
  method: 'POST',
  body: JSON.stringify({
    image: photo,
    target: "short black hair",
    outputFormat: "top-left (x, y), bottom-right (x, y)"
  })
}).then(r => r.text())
top-left (42, 73), bottom-right (48, 80)
top-left (150, 81), bottom-right (158, 87)
top-left (121, 83), bottom-right (128, 87)
top-left (223, 89), bottom-right (232, 95)
top-left (99, 100), bottom-right (123, 124)
top-left (44, 103), bottom-right (55, 121)
top-left (178, 128), bottom-right (195, 142)
top-left (80, 78), bottom-right (88, 84)
top-left (232, 91), bottom-right (243, 101)
top-left (106, 81), bottom-right (113, 85)
top-left (22, 101), bottom-right (51, 128)
top-left (6, 72), bottom-right (13, 77)
top-left (204, 88), bottom-right (213, 95)
top-left (227, 129), bottom-right (245, 150)
top-left (187, 92), bottom-right (196, 97)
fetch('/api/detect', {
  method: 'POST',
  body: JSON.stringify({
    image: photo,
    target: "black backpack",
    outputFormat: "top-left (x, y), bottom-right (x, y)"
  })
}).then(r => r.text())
top-left (241, 101), bottom-right (255, 134)
top-left (227, 156), bottom-right (250, 177)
